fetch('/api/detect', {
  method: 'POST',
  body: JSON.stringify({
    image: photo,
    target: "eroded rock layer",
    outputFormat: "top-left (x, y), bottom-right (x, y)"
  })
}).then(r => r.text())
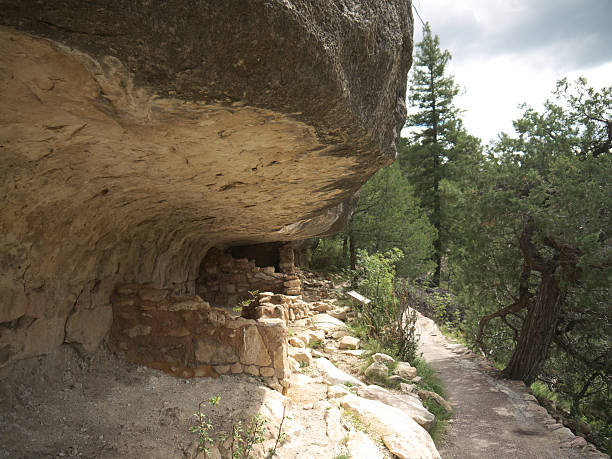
top-left (0, 1), bottom-right (413, 371)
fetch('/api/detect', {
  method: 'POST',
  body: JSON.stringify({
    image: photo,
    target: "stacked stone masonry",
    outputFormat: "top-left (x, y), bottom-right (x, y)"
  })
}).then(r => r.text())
top-left (243, 292), bottom-right (312, 323)
top-left (197, 248), bottom-right (302, 308)
top-left (110, 284), bottom-right (289, 384)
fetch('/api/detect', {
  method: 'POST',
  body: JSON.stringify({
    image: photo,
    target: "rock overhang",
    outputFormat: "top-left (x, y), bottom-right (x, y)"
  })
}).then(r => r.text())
top-left (0, 0), bottom-right (413, 367)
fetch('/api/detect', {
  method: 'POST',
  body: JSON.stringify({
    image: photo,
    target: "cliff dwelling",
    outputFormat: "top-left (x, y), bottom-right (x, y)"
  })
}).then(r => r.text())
top-left (0, 1), bottom-right (412, 383)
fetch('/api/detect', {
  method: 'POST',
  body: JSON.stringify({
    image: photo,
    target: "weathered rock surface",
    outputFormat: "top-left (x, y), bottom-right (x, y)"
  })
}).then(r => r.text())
top-left (357, 384), bottom-right (435, 429)
top-left (338, 335), bottom-right (360, 350)
top-left (365, 361), bottom-right (389, 381)
top-left (0, 2), bottom-right (413, 370)
top-left (340, 393), bottom-right (441, 459)
top-left (418, 390), bottom-right (453, 414)
top-left (315, 357), bottom-right (364, 387)
top-left (373, 352), bottom-right (395, 364)
top-left (347, 431), bottom-right (384, 459)
top-left (394, 362), bottom-right (418, 380)
top-left (312, 314), bottom-right (347, 332)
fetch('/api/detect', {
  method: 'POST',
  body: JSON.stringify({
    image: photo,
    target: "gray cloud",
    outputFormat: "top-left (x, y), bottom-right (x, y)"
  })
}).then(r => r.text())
top-left (416, 0), bottom-right (612, 70)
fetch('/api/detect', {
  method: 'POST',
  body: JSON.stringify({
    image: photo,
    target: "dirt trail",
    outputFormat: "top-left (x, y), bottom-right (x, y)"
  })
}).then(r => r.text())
top-left (416, 313), bottom-right (607, 459)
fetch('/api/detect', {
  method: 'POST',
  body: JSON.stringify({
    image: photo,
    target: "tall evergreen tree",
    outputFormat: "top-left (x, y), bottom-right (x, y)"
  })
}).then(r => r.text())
top-left (400, 23), bottom-right (469, 286)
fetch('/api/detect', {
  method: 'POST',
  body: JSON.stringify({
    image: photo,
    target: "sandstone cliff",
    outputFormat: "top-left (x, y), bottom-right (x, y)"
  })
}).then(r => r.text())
top-left (0, 1), bottom-right (413, 370)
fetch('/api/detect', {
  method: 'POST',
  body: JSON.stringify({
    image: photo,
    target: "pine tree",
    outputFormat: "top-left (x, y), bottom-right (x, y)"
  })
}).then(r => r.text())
top-left (401, 23), bottom-right (466, 286)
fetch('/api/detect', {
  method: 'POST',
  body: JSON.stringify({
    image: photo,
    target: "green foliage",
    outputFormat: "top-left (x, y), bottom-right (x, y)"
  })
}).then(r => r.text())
top-left (189, 395), bottom-right (222, 454)
top-left (349, 162), bottom-right (436, 278)
top-left (233, 290), bottom-right (259, 314)
top-left (308, 339), bottom-right (324, 350)
top-left (352, 249), bottom-right (419, 362)
top-left (232, 414), bottom-right (268, 459)
top-left (452, 78), bottom-right (611, 451)
top-left (309, 237), bottom-right (348, 272)
top-left (189, 396), bottom-right (287, 458)
top-left (400, 23), bottom-right (484, 286)
top-left (413, 359), bottom-right (445, 397)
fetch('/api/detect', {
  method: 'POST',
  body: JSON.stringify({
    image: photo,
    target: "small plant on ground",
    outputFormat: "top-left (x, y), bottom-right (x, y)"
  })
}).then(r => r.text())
top-left (232, 413), bottom-right (268, 458)
top-left (308, 339), bottom-right (324, 349)
top-left (266, 406), bottom-right (287, 459)
top-left (190, 396), bottom-right (289, 458)
top-left (189, 395), bottom-right (221, 454)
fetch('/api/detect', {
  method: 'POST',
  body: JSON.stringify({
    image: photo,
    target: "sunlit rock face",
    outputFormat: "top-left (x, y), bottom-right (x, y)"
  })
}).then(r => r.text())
top-left (0, 1), bottom-right (413, 370)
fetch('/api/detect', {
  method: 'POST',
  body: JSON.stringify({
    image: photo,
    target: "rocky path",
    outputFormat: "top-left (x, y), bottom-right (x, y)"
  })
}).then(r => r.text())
top-left (416, 313), bottom-right (608, 459)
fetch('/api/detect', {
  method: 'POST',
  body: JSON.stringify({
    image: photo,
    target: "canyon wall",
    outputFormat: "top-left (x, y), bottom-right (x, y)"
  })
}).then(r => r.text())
top-left (0, 1), bottom-right (413, 373)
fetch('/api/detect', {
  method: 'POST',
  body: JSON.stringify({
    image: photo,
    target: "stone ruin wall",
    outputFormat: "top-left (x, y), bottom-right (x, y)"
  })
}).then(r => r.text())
top-left (111, 283), bottom-right (289, 387)
top-left (197, 245), bottom-right (301, 308)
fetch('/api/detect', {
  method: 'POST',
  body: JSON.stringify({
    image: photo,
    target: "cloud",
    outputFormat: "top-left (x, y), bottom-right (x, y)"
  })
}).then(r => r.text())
top-left (414, 0), bottom-right (612, 70)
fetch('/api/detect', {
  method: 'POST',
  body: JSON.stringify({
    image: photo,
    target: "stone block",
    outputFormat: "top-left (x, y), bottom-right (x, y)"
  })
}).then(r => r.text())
top-left (288, 336), bottom-right (305, 348)
top-left (196, 339), bottom-right (238, 364)
top-left (260, 367), bottom-right (275, 377)
top-left (231, 362), bottom-right (243, 374)
top-left (338, 336), bottom-right (360, 350)
top-left (240, 326), bottom-right (272, 366)
top-left (244, 365), bottom-right (259, 376)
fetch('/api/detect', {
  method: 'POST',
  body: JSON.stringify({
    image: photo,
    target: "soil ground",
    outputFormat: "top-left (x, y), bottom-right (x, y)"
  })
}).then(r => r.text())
top-left (0, 346), bottom-right (283, 459)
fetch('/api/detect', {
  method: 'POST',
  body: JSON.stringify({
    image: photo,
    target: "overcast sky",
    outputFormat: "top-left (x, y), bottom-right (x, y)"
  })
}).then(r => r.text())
top-left (403, 0), bottom-right (612, 144)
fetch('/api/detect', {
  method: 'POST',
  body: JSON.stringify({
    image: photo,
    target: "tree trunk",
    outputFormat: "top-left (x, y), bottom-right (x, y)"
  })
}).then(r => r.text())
top-left (349, 230), bottom-right (357, 270)
top-left (431, 150), bottom-right (441, 287)
top-left (503, 271), bottom-right (561, 384)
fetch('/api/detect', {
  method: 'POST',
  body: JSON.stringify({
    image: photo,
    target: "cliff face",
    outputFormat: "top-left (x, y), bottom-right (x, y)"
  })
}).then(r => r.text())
top-left (0, 1), bottom-right (413, 370)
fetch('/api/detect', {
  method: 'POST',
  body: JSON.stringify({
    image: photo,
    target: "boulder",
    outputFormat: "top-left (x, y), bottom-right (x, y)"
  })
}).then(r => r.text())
top-left (357, 385), bottom-right (435, 429)
top-left (324, 406), bottom-right (346, 442)
top-left (288, 347), bottom-right (312, 366)
top-left (340, 394), bottom-right (440, 459)
top-left (315, 358), bottom-right (364, 387)
top-left (393, 362), bottom-right (417, 380)
top-left (328, 308), bottom-right (348, 320)
top-left (364, 362), bottom-right (389, 381)
top-left (306, 329), bottom-right (326, 342)
top-left (331, 330), bottom-right (351, 340)
top-left (417, 390), bottom-right (453, 414)
top-left (327, 385), bottom-right (352, 399)
top-left (372, 353), bottom-right (395, 365)
top-left (312, 314), bottom-right (347, 332)
top-left (338, 336), bottom-right (360, 350)
top-left (400, 383), bottom-right (416, 394)
top-left (288, 336), bottom-right (306, 348)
